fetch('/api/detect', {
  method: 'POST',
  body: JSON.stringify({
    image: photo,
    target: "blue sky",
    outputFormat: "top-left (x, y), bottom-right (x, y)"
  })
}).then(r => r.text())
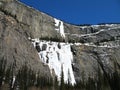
top-left (19, 0), bottom-right (120, 25)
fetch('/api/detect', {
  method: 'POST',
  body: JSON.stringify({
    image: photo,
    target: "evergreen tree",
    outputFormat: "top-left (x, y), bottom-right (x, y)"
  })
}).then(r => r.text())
top-left (60, 65), bottom-right (64, 90)
top-left (16, 64), bottom-right (29, 90)
top-left (0, 58), bottom-right (6, 86)
top-left (54, 76), bottom-right (59, 90)
top-left (110, 61), bottom-right (120, 90)
top-left (67, 69), bottom-right (71, 87)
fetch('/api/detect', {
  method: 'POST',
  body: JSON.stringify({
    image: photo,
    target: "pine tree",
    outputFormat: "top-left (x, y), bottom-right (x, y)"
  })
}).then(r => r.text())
top-left (54, 76), bottom-right (59, 90)
top-left (67, 69), bottom-right (71, 87)
top-left (0, 58), bottom-right (6, 86)
top-left (60, 64), bottom-right (64, 90)
top-left (16, 64), bottom-right (29, 90)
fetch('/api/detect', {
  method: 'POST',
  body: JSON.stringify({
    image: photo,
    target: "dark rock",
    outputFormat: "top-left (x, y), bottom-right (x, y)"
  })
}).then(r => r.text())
top-left (35, 42), bottom-right (41, 52)
top-left (42, 44), bottom-right (47, 51)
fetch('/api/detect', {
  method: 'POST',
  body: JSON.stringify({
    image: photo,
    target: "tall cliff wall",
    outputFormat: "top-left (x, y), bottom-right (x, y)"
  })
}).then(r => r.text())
top-left (0, 0), bottom-right (120, 90)
top-left (0, 0), bottom-right (51, 77)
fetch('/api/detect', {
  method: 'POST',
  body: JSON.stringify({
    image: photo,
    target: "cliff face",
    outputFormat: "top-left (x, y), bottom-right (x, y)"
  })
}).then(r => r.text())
top-left (0, 0), bottom-right (51, 77)
top-left (0, 0), bottom-right (120, 89)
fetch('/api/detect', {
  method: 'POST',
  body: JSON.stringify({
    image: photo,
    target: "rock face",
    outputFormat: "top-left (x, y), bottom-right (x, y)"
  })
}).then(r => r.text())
top-left (0, 0), bottom-right (120, 89)
top-left (0, 0), bottom-right (60, 39)
top-left (71, 45), bottom-right (120, 81)
top-left (0, 2), bottom-right (51, 77)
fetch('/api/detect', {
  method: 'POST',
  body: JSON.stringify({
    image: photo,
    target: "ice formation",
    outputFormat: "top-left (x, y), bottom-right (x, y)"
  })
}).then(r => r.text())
top-left (12, 76), bottom-right (16, 88)
top-left (54, 18), bottom-right (65, 38)
top-left (32, 39), bottom-right (76, 85)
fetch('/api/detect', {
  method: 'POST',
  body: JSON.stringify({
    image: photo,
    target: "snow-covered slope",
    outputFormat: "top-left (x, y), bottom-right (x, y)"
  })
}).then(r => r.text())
top-left (32, 38), bottom-right (76, 85)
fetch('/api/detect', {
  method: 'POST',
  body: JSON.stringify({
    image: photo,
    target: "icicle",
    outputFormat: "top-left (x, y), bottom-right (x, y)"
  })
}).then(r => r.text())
top-left (12, 76), bottom-right (16, 88)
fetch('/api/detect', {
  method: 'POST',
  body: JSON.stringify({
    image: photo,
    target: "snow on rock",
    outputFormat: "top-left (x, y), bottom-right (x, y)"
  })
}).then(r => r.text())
top-left (32, 39), bottom-right (75, 85)
top-left (12, 76), bottom-right (16, 88)
top-left (54, 18), bottom-right (65, 38)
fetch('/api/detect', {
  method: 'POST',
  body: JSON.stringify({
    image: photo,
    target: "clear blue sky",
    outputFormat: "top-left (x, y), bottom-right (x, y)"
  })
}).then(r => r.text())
top-left (19, 0), bottom-right (120, 25)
